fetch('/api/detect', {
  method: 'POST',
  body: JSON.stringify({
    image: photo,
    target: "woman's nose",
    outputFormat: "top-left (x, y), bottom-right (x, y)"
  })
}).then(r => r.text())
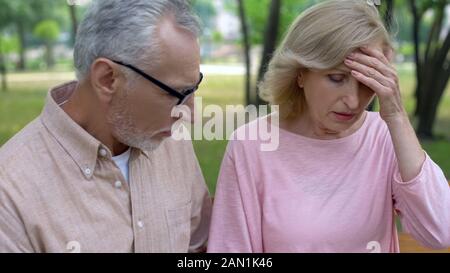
top-left (343, 80), bottom-right (360, 110)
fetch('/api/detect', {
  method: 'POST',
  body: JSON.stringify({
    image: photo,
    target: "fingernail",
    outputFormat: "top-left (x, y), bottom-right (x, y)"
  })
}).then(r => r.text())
top-left (344, 59), bottom-right (352, 64)
top-left (347, 53), bottom-right (355, 59)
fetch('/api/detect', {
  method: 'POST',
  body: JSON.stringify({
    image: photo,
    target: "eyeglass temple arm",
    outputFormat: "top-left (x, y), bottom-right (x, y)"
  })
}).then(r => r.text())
top-left (112, 60), bottom-right (184, 100)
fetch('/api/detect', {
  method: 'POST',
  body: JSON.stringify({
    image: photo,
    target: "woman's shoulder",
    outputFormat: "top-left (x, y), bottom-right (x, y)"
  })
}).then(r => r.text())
top-left (227, 113), bottom-right (278, 152)
top-left (231, 113), bottom-right (277, 140)
top-left (362, 111), bottom-right (397, 152)
top-left (365, 111), bottom-right (390, 135)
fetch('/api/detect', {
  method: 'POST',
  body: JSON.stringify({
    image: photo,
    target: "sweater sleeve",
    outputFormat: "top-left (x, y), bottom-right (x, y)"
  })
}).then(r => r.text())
top-left (207, 140), bottom-right (263, 253)
top-left (392, 152), bottom-right (450, 249)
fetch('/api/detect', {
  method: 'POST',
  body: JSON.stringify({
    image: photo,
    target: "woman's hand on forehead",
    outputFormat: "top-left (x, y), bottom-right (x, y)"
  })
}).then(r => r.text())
top-left (344, 45), bottom-right (404, 123)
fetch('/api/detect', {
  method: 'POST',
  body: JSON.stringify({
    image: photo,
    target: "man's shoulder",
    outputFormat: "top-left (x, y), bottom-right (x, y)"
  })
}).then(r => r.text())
top-left (0, 117), bottom-right (45, 173)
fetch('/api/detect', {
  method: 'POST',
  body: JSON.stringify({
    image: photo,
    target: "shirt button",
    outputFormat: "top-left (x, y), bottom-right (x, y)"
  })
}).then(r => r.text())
top-left (114, 180), bottom-right (122, 189)
top-left (99, 148), bottom-right (107, 157)
top-left (84, 168), bottom-right (92, 176)
top-left (137, 220), bottom-right (144, 229)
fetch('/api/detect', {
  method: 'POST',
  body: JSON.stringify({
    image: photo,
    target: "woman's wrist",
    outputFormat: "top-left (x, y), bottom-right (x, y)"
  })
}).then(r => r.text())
top-left (383, 110), bottom-right (409, 128)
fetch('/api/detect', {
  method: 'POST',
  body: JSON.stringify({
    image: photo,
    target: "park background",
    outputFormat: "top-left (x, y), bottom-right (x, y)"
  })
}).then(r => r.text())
top-left (0, 0), bottom-right (449, 252)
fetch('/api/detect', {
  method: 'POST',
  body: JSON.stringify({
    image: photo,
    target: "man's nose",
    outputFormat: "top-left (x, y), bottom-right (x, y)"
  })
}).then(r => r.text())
top-left (185, 95), bottom-right (195, 124)
top-left (172, 96), bottom-right (195, 123)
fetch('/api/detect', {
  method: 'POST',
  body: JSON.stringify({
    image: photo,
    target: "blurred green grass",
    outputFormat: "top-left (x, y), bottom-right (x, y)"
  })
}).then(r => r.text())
top-left (0, 66), bottom-right (449, 194)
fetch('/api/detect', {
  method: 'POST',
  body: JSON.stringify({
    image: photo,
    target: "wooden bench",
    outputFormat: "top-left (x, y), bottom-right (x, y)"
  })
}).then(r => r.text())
top-left (399, 233), bottom-right (450, 253)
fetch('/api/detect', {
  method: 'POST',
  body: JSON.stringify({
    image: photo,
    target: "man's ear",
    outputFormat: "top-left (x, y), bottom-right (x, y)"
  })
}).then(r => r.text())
top-left (89, 58), bottom-right (124, 103)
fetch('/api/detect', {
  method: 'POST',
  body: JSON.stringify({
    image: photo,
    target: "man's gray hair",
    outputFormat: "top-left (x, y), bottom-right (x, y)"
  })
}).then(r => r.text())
top-left (74, 0), bottom-right (201, 81)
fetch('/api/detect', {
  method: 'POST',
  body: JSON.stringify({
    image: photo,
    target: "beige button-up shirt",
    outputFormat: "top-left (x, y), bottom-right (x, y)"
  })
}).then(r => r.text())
top-left (0, 81), bottom-right (212, 253)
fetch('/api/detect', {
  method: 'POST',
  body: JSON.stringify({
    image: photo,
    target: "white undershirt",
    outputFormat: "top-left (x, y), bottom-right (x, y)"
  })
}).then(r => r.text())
top-left (112, 148), bottom-right (131, 183)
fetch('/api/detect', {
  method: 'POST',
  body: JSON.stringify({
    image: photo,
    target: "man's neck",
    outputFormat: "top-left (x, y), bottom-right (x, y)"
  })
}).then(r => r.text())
top-left (60, 82), bottom-right (129, 156)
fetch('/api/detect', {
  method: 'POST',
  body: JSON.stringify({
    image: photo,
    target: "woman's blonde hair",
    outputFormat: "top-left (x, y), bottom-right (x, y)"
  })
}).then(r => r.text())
top-left (259, 0), bottom-right (393, 119)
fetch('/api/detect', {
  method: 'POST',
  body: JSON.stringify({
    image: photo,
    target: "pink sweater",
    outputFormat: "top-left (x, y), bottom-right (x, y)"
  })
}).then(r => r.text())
top-left (207, 111), bottom-right (450, 253)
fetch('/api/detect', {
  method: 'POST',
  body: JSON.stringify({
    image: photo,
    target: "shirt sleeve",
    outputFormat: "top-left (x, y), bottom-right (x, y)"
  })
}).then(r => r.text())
top-left (207, 141), bottom-right (263, 253)
top-left (392, 152), bottom-right (450, 249)
top-left (0, 175), bottom-right (35, 253)
top-left (187, 141), bottom-right (213, 253)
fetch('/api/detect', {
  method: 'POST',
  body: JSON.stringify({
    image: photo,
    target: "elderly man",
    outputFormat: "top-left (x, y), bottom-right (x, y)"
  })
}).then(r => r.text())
top-left (0, 0), bottom-right (211, 253)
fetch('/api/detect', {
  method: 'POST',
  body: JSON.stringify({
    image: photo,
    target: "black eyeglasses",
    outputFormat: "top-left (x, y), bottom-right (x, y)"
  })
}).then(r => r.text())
top-left (112, 60), bottom-right (203, 105)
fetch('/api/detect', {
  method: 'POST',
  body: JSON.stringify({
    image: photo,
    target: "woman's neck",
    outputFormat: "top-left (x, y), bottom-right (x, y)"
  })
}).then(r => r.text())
top-left (280, 110), bottom-right (367, 140)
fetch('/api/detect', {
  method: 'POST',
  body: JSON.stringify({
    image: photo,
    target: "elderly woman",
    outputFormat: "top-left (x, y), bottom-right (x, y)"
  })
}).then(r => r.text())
top-left (208, 0), bottom-right (450, 253)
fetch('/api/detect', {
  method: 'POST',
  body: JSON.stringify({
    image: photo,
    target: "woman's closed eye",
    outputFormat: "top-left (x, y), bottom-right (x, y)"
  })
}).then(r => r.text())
top-left (328, 74), bottom-right (347, 83)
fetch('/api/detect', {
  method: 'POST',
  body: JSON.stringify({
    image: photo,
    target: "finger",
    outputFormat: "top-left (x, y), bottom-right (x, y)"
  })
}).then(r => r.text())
top-left (347, 51), bottom-right (396, 78)
top-left (344, 58), bottom-right (395, 88)
top-left (350, 70), bottom-right (390, 97)
top-left (360, 46), bottom-right (392, 67)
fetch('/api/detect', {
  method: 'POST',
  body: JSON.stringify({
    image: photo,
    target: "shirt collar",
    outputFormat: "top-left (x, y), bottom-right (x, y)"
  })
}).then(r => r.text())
top-left (40, 81), bottom-right (152, 178)
top-left (40, 81), bottom-right (104, 179)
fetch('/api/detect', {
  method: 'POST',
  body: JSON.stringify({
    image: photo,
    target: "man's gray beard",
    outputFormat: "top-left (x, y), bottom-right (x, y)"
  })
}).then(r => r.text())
top-left (114, 124), bottom-right (163, 152)
top-left (107, 94), bottom-right (163, 152)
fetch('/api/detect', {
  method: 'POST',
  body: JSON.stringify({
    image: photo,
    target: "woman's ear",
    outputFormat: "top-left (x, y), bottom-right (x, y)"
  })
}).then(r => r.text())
top-left (297, 70), bottom-right (305, 89)
top-left (384, 47), bottom-right (395, 63)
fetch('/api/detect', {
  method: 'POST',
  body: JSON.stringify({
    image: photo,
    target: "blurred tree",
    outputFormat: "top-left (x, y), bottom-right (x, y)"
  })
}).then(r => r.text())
top-left (383, 0), bottom-right (395, 32)
top-left (233, 0), bottom-right (320, 105)
top-left (34, 20), bottom-right (60, 69)
top-left (0, 35), bottom-right (18, 92)
top-left (0, 0), bottom-right (30, 70)
top-left (368, 0), bottom-right (395, 111)
top-left (237, 0), bottom-right (252, 105)
top-left (0, 1), bottom-right (13, 91)
top-left (254, 0), bottom-right (281, 106)
top-left (0, 36), bottom-right (7, 92)
top-left (192, 0), bottom-right (217, 30)
top-left (68, 4), bottom-right (78, 45)
top-left (409, 0), bottom-right (450, 139)
top-left (238, 0), bottom-right (320, 46)
top-left (0, 0), bottom-right (69, 71)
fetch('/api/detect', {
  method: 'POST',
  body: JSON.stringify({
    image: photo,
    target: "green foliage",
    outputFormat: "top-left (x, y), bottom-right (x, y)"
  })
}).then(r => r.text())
top-left (398, 42), bottom-right (415, 57)
top-left (192, 0), bottom-right (217, 28)
top-left (0, 35), bottom-right (19, 54)
top-left (212, 31), bottom-right (224, 43)
top-left (33, 20), bottom-right (60, 43)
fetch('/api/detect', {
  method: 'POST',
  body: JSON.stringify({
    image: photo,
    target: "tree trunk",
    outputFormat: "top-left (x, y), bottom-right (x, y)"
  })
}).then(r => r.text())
top-left (413, 2), bottom-right (450, 138)
top-left (0, 50), bottom-right (7, 92)
top-left (383, 0), bottom-right (394, 32)
top-left (409, 0), bottom-right (422, 117)
top-left (45, 42), bottom-right (55, 69)
top-left (237, 0), bottom-right (252, 106)
top-left (254, 0), bottom-right (281, 106)
top-left (16, 20), bottom-right (26, 70)
top-left (368, 0), bottom-right (394, 111)
top-left (417, 32), bottom-right (450, 139)
top-left (69, 4), bottom-right (78, 45)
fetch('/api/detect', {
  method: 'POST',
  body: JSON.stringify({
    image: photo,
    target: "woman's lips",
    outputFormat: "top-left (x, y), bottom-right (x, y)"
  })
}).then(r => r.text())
top-left (160, 131), bottom-right (172, 136)
top-left (332, 111), bottom-right (356, 121)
